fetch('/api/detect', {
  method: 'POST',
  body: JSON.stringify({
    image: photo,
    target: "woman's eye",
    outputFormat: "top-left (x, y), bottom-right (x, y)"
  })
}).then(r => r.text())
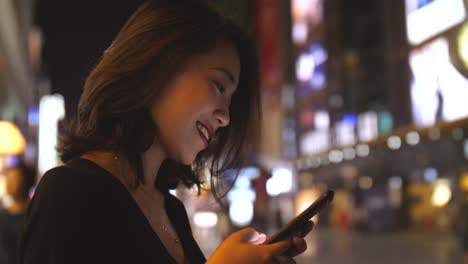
top-left (214, 81), bottom-right (225, 94)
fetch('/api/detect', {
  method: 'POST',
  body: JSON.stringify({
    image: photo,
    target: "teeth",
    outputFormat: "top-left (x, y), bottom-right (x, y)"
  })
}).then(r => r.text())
top-left (197, 123), bottom-right (210, 142)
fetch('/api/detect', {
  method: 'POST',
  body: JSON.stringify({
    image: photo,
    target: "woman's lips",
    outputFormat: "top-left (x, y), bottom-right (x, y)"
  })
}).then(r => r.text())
top-left (196, 121), bottom-right (210, 148)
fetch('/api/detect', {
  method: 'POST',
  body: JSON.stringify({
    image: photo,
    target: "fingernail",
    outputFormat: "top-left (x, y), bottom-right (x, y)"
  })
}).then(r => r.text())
top-left (248, 231), bottom-right (260, 242)
top-left (256, 233), bottom-right (267, 244)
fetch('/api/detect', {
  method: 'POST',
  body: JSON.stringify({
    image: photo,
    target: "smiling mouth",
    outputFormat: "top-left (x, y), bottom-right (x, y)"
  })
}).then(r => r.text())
top-left (196, 121), bottom-right (212, 147)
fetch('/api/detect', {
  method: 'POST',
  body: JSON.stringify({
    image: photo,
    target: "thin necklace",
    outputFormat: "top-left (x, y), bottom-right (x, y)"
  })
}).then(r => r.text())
top-left (115, 155), bottom-right (181, 245)
top-left (139, 186), bottom-right (181, 244)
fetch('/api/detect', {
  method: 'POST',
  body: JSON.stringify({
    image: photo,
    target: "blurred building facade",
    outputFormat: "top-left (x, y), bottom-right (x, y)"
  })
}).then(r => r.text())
top-left (291, 0), bottom-right (468, 235)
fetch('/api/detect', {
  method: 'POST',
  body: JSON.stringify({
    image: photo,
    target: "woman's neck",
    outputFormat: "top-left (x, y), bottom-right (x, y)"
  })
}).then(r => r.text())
top-left (140, 141), bottom-right (167, 187)
top-left (81, 140), bottom-right (166, 192)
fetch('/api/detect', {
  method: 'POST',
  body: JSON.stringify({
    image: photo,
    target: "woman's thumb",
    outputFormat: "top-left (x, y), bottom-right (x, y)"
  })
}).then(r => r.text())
top-left (232, 227), bottom-right (260, 242)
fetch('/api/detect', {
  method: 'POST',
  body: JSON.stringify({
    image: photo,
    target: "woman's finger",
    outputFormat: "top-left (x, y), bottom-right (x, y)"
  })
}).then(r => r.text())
top-left (298, 220), bottom-right (314, 237)
top-left (249, 232), bottom-right (267, 245)
top-left (261, 239), bottom-right (291, 259)
top-left (284, 236), bottom-right (307, 257)
top-left (233, 227), bottom-right (260, 242)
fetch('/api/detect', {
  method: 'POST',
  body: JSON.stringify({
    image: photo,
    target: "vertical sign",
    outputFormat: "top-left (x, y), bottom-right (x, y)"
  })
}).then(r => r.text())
top-left (256, 0), bottom-right (282, 107)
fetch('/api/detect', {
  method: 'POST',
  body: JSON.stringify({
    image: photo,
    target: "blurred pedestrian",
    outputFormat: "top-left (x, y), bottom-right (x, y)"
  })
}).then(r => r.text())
top-left (19, 1), bottom-right (313, 263)
top-left (0, 163), bottom-right (35, 264)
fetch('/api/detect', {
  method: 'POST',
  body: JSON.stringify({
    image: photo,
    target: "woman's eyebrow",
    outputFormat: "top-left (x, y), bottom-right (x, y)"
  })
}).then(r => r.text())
top-left (210, 67), bottom-right (235, 84)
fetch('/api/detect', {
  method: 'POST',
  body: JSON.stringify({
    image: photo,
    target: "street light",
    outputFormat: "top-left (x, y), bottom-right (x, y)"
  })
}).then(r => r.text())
top-left (0, 121), bottom-right (26, 198)
top-left (0, 121), bottom-right (25, 155)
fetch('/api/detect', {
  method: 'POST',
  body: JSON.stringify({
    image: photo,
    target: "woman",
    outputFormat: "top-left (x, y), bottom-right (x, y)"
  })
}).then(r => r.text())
top-left (20, 0), bottom-right (312, 263)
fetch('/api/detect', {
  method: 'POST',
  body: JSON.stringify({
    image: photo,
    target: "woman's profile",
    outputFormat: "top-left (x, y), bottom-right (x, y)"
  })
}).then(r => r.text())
top-left (19, 0), bottom-right (312, 263)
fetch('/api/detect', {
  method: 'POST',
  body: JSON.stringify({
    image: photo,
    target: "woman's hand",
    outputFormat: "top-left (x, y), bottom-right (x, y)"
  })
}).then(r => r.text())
top-left (207, 227), bottom-right (291, 264)
top-left (206, 222), bottom-right (314, 264)
top-left (284, 220), bottom-right (314, 257)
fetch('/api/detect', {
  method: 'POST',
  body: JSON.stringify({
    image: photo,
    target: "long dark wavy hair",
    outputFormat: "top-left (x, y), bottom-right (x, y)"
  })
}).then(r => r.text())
top-left (57, 0), bottom-right (261, 197)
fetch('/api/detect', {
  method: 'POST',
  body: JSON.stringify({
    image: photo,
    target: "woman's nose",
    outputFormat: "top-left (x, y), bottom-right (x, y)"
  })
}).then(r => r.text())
top-left (214, 108), bottom-right (230, 127)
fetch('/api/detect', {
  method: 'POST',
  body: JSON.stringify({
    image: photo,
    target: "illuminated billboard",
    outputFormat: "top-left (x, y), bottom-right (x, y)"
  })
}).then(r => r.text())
top-left (458, 22), bottom-right (468, 70)
top-left (292, 0), bottom-right (326, 97)
top-left (406, 0), bottom-right (466, 45)
top-left (407, 0), bottom-right (468, 126)
top-left (295, 41), bottom-right (327, 96)
top-left (291, 0), bottom-right (323, 45)
top-left (300, 129), bottom-right (330, 155)
top-left (410, 38), bottom-right (468, 126)
top-left (292, 0), bottom-right (330, 156)
top-left (299, 110), bottom-right (330, 155)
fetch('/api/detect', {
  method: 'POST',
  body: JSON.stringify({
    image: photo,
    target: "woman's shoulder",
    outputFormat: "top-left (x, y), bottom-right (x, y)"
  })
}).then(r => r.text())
top-left (34, 158), bottom-right (126, 206)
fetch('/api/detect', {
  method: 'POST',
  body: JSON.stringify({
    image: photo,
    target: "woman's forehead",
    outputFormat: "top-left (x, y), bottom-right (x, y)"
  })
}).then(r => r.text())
top-left (188, 42), bottom-right (240, 80)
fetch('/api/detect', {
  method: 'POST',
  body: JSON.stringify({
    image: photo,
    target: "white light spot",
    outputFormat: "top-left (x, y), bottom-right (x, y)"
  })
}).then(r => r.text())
top-left (356, 144), bottom-right (370, 157)
top-left (229, 201), bottom-right (254, 226)
top-left (328, 150), bottom-right (344, 163)
top-left (406, 131), bottom-right (420, 145)
top-left (343, 147), bottom-right (356, 160)
top-left (387, 136), bottom-right (402, 150)
top-left (193, 211), bottom-right (218, 228)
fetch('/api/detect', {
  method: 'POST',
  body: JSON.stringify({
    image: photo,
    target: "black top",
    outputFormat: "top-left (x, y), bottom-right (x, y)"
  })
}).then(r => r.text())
top-left (0, 210), bottom-right (25, 264)
top-left (19, 158), bottom-right (206, 264)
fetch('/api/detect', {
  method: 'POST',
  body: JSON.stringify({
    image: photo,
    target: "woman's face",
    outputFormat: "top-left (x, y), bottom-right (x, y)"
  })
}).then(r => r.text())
top-left (151, 42), bottom-right (240, 165)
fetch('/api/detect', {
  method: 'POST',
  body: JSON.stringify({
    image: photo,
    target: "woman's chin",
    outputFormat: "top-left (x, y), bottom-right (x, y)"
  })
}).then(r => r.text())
top-left (179, 159), bottom-right (194, 166)
top-left (173, 153), bottom-right (196, 166)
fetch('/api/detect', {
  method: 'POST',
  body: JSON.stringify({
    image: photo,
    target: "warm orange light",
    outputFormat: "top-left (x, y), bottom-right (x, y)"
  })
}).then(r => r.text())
top-left (460, 173), bottom-right (468, 191)
top-left (431, 179), bottom-right (452, 207)
top-left (0, 121), bottom-right (26, 155)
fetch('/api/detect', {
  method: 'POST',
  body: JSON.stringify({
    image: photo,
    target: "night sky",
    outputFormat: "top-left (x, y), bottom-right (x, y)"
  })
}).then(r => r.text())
top-left (34, 0), bottom-right (145, 118)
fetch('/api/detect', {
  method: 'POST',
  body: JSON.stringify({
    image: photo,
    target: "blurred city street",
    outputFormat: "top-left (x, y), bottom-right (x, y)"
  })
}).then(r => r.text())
top-left (296, 228), bottom-right (464, 264)
top-left (1, 0), bottom-right (468, 263)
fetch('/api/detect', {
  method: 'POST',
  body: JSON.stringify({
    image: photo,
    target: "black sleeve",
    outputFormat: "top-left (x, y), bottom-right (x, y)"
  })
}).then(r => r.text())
top-left (19, 167), bottom-right (113, 264)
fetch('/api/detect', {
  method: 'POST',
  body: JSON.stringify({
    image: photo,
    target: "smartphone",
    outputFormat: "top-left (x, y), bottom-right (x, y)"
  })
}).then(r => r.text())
top-left (263, 190), bottom-right (334, 244)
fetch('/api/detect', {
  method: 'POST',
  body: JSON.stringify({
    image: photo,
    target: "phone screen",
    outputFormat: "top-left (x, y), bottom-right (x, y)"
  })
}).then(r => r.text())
top-left (263, 190), bottom-right (334, 244)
